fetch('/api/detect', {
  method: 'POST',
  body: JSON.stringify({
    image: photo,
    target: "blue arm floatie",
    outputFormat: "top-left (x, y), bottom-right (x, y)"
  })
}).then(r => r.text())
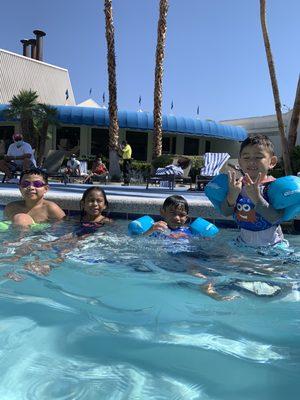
top-left (268, 176), bottom-right (300, 221)
top-left (205, 174), bottom-right (300, 222)
top-left (128, 215), bottom-right (218, 237)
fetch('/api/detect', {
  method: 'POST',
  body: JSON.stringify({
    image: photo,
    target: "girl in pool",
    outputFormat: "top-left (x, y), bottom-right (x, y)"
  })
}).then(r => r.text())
top-left (75, 186), bottom-right (112, 236)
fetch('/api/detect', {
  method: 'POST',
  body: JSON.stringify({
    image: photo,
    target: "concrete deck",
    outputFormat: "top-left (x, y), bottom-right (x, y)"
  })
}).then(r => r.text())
top-left (0, 182), bottom-right (228, 221)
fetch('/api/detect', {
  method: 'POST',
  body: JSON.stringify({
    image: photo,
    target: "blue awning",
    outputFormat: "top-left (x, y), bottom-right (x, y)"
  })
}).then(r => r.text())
top-left (0, 104), bottom-right (247, 141)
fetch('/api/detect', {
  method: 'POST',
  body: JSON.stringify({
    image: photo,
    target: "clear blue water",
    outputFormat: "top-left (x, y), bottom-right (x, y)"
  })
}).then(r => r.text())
top-left (0, 217), bottom-right (300, 399)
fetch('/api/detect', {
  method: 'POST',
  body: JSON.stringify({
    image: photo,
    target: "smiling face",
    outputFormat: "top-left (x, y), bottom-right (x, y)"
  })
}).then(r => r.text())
top-left (161, 205), bottom-right (188, 230)
top-left (19, 173), bottom-right (48, 201)
top-left (81, 189), bottom-right (107, 219)
top-left (239, 144), bottom-right (277, 180)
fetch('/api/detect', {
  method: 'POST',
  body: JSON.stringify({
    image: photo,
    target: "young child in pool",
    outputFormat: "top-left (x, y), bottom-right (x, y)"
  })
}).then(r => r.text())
top-left (4, 167), bottom-right (65, 227)
top-left (145, 195), bottom-right (192, 239)
top-left (219, 134), bottom-right (286, 248)
top-left (74, 186), bottom-right (112, 236)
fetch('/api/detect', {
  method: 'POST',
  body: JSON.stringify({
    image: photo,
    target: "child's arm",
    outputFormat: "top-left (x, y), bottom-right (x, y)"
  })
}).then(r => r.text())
top-left (244, 174), bottom-right (284, 223)
top-left (144, 220), bottom-right (168, 235)
top-left (47, 202), bottom-right (66, 221)
top-left (219, 171), bottom-right (242, 216)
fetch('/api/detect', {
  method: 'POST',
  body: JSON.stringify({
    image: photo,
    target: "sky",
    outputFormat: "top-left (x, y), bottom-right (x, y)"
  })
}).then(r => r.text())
top-left (1, 0), bottom-right (300, 122)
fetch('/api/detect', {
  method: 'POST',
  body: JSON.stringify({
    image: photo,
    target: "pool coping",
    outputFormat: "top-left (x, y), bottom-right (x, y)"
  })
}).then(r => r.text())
top-left (0, 182), bottom-right (298, 230)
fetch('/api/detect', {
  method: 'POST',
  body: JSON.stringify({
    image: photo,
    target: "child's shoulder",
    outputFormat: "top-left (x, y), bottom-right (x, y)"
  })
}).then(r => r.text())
top-left (44, 200), bottom-right (65, 219)
top-left (4, 200), bottom-right (26, 218)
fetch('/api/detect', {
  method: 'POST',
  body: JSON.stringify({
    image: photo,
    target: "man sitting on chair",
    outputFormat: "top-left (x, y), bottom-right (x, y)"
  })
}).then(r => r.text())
top-left (83, 156), bottom-right (108, 183)
top-left (65, 154), bottom-right (81, 177)
top-left (0, 133), bottom-right (36, 181)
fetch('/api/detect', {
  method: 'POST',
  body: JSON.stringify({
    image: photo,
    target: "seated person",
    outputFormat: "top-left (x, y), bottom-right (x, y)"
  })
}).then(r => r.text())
top-left (155, 158), bottom-right (190, 177)
top-left (65, 154), bottom-right (81, 176)
top-left (4, 167), bottom-right (66, 228)
top-left (0, 133), bottom-right (36, 181)
top-left (83, 156), bottom-right (108, 183)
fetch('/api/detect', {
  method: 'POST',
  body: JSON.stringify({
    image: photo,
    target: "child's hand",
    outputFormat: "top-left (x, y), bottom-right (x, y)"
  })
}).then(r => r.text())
top-left (244, 173), bottom-right (263, 204)
top-left (226, 171), bottom-right (243, 206)
top-left (147, 220), bottom-right (168, 234)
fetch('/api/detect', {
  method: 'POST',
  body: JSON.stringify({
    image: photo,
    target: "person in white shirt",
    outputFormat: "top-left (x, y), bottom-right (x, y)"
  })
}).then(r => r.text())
top-left (65, 154), bottom-right (81, 176)
top-left (0, 133), bottom-right (36, 180)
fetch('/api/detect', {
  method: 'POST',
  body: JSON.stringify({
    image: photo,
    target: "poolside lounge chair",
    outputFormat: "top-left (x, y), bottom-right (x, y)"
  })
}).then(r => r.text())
top-left (40, 150), bottom-right (68, 184)
top-left (195, 152), bottom-right (230, 190)
top-left (146, 157), bottom-right (192, 190)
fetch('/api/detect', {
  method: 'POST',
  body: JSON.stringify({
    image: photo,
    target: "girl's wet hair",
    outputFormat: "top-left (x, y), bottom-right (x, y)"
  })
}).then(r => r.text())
top-left (162, 195), bottom-right (189, 213)
top-left (20, 168), bottom-right (49, 184)
top-left (80, 186), bottom-right (109, 221)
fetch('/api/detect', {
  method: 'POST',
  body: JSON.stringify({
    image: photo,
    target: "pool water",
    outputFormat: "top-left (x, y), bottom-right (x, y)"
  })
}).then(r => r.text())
top-left (0, 219), bottom-right (300, 399)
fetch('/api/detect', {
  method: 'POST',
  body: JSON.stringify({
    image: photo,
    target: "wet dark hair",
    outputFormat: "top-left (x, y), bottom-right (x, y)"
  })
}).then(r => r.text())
top-left (162, 195), bottom-right (189, 213)
top-left (20, 168), bottom-right (49, 185)
top-left (79, 186), bottom-right (109, 221)
top-left (240, 134), bottom-right (275, 156)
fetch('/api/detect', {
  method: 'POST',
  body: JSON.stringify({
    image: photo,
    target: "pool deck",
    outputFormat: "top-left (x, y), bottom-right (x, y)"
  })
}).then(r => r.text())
top-left (0, 182), bottom-right (230, 221)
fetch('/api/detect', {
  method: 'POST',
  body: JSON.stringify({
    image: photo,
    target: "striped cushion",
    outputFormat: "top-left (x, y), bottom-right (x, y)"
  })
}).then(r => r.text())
top-left (200, 153), bottom-right (230, 177)
top-left (156, 165), bottom-right (183, 176)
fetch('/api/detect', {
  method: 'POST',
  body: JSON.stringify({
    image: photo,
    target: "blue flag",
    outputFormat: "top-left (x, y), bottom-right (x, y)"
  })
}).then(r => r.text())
top-left (102, 92), bottom-right (105, 104)
top-left (89, 88), bottom-right (92, 96)
top-left (139, 95), bottom-right (141, 106)
top-left (171, 100), bottom-right (174, 110)
top-left (197, 105), bottom-right (199, 115)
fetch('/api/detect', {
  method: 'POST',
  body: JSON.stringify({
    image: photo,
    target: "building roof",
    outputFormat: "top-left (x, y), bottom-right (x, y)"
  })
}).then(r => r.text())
top-left (0, 104), bottom-right (247, 141)
top-left (0, 49), bottom-right (75, 105)
top-left (77, 98), bottom-right (102, 108)
top-left (56, 106), bottom-right (247, 141)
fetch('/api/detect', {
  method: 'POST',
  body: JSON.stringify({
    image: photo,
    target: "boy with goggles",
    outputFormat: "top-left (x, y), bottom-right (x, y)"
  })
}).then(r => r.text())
top-left (4, 168), bottom-right (65, 227)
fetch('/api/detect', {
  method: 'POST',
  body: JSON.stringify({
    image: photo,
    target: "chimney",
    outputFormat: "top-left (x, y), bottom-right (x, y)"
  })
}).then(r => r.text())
top-left (20, 39), bottom-right (30, 57)
top-left (28, 38), bottom-right (37, 59)
top-left (33, 29), bottom-right (46, 61)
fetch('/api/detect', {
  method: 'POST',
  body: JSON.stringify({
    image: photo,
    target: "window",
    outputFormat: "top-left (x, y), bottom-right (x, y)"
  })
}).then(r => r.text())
top-left (184, 137), bottom-right (199, 155)
top-left (162, 136), bottom-right (176, 154)
top-left (91, 128), bottom-right (109, 158)
top-left (205, 140), bottom-right (211, 153)
top-left (126, 131), bottom-right (148, 161)
top-left (56, 127), bottom-right (80, 154)
top-left (0, 126), bottom-right (14, 153)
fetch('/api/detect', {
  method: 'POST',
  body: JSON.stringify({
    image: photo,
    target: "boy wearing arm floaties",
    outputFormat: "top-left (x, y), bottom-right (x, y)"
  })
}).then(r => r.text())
top-left (146, 195), bottom-right (192, 239)
top-left (219, 135), bottom-right (286, 247)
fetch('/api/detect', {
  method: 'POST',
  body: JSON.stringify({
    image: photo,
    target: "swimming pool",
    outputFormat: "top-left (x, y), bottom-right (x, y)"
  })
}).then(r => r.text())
top-left (0, 219), bottom-right (299, 399)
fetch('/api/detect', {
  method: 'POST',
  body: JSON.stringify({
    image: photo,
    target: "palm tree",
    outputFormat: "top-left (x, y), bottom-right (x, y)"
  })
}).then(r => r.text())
top-left (287, 75), bottom-right (300, 154)
top-left (104, 0), bottom-right (121, 179)
top-left (35, 104), bottom-right (59, 165)
top-left (4, 89), bottom-right (38, 146)
top-left (152, 0), bottom-right (169, 159)
top-left (260, 0), bottom-right (292, 175)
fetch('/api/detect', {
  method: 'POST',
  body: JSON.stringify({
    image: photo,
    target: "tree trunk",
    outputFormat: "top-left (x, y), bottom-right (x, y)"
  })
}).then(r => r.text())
top-left (260, 0), bottom-right (292, 175)
top-left (104, 0), bottom-right (121, 179)
top-left (288, 74), bottom-right (300, 154)
top-left (153, 0), bottom-right (169, 159)
top-left (37, 120), bottom-right (48, 166)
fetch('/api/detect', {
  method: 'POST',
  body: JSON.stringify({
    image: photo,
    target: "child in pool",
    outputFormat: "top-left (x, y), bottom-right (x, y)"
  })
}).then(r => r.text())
top-left (145, 195), bottom-right (192, 239)
top-left (4, 167), bottom-right (65, 228)
top-left (74, 186), bottom-right (112, 236)
top-left (219, 134), bottom-right (286, 248)
top-left (2, 186), bottom-right (112, 279)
